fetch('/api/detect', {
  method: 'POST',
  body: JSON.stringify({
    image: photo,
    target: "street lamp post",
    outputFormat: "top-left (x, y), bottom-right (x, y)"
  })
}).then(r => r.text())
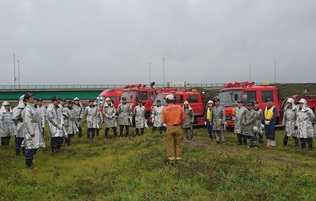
top-left (274, 59), bottom-right (277, 83)
top-left (13, 54), bottom-right (16, 89)
top-left (149, 62), bottom-right (151, 83)
top-left (249, 64), bottom-right (251, 81)
top-left (162, 57), bottom-right (165, 87)
top-left (18, 60), bottom-right (20, 88)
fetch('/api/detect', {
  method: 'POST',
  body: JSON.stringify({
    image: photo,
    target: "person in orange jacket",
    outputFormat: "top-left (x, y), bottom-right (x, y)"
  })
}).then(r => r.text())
top-left (162, 94), bottom-right (185, 165)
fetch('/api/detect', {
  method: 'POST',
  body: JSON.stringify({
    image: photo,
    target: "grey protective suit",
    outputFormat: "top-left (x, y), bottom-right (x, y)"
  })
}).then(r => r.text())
top-left (103, 104), bottom-right (117, 128)
top-left (211, 105), bottom-right (226, 143)
top-left (296, 99), bottom-right (315, 139)
top-left (234, 106), bottom-right (247, 134)
top-left (73, 103), bottom-right (84, 127)
top-left (118, 103), bottom-right (132, 126)
top-left (243, 108), bottom-right (258, 147)
top-left (282, 98), bottom-right (297, 137)
top-left (84, 106), bottom-right (100, 129)
top-left (0, 106), bottom-right (13, 137)
top-left (36, 105), bottom-right (47, 130)
top-left (46, 103), bottom-right (66, 138)
top-left (151, 105), bottom-right (165, 128)
top-left (134, 105), bottom-right (146, 128)
top-left (12, 98), bottom-right (26, 138)
top-left (22, 103), bottom-right (45, 149)
top-left (63, 107), bottom-right (77, 135)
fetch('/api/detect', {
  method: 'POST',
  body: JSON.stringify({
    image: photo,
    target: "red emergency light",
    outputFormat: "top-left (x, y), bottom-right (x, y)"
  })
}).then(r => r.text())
top-left (224, 81), bottom-right (255, 88)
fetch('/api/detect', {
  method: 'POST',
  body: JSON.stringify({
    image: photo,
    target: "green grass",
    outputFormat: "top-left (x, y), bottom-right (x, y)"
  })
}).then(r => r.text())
top-left (1, 126), bottom-right (316, 201)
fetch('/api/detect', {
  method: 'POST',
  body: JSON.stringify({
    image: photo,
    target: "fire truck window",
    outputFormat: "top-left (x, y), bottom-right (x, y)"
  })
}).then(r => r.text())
top-left (262, 91), bottom-right (273, 102)
top-left (149, 91), bottom-right (155, 101)
top-left (188, 95), bottom-right (198, 103)
top-left (137, 91), bottom-right (148, 101)
top-left (242, 91), bottom-right (256, 104)
top-left (176, 95), bottom-right (184, 104)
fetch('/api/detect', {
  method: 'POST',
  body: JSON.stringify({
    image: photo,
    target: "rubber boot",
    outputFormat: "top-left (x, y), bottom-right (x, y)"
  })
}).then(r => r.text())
top-left (301, 142), bottom-right (306, 150)
top-left (252, 140), bottom-right (258, 148)
top-left (295, 140), bottom-right (299, 148)
top-left (271, 140), bottom-right (276, 147)
top-left (26, 157), bottom-right (33, 168)
top-left (96, 128), bottom-right (100, 136)
top-left (15, 148), bottom-right (21, 156)
top-left (243, 137), bottom-right (247, 146)
top-left (266, 139), bottom-right (271, 148)
top-left (308, 143), bottom-right (313, 151)
top-left (65, 138), bottom-right (70, 146)
top-left (246, 139), bottom-right (252, 147)
top-left (283, 139), bottom-right (288, 147)
top-left (237, 135), bottom-right (242, 145)
top-left (258, 134), bottom-right (264, 143)
top-left (78, 127), bottom-right (82, 138)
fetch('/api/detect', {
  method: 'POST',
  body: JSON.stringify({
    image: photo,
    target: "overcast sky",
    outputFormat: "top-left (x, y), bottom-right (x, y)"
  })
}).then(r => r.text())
top-left (1, 0), bottom-right (316, 86)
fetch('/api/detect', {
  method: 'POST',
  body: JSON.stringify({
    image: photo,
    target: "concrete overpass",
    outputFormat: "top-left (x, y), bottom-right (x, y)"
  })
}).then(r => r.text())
top-left (0, 83), bottom-right (226, 101)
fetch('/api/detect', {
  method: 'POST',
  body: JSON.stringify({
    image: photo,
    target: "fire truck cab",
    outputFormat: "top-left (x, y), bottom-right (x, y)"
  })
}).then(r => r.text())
top-left (120, 83), bottom-right (158, 119)
top-left (152, 89), bottom-right (206, 125)
top-left (219, 82), bottom-right (280, 127)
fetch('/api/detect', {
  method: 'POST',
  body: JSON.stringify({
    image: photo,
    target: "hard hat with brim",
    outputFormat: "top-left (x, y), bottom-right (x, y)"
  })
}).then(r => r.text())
top-left (51, 95), bottom-right (59, 101)
top-left (24, 92), bottom-right (35, 100)
top-left (207, 100), bottom-right (213, 104)
top-left (166, 94), bottom-right (175, 100)
top-left (2, 101), bottom-right (10, 106)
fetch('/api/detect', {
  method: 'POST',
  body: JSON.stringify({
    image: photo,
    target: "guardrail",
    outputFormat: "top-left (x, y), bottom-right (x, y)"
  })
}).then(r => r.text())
top-left (0, 83), bottom-right (227, 90)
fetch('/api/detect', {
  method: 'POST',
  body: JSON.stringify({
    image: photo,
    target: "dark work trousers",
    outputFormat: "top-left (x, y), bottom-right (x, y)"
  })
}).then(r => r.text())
top-left (205, 122), bottom-right (213, 140)
top-left (105, 127), bottom-right (117, 138)
top-left (87, 128), bottom-right (96, 139)
top-left (15, 137), bottom-right (25, 156)
top-left (51, 137), bottom-right (64, 153)
top-left (120, 125), bottom-right (130, 137)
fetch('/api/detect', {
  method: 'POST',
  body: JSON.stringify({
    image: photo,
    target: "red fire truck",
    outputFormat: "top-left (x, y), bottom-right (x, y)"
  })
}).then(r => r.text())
top-left (98, 88), bottom-right (123, 109)
top-left (152, 88), bottom-right (207, 125)
top-left (218, 81), bottom-right (316, 127)
top-left (120, 82), bottom-right (159, 119)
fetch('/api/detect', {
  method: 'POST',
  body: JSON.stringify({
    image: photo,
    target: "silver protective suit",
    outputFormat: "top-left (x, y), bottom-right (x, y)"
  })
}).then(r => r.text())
top-left (151, 105), bottom-right (165, 127)
top-left (0, 106), bottom-right (13, 137)
top-left (134, 105), bottom-right (146, 128)
top-left (21, 103), bottom-right (45, 149)
top-left (118, 103), bottom-right (132, 126)
top-left (296, 98), bottom-right (315, 138)
top-left (46, 103), bottom-right (66, 137)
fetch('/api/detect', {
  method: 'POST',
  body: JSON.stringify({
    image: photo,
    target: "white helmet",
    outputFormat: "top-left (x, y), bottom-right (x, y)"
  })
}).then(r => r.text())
top-left (207, 100), bottom-right (213, 104)
top-left (105, 97), bottom-right (112, 102)
top-left (165, 94), bottom-right (174, 101)
top-left (74, 97), bottom-right (79, 101)
top-left (2, 101), bottom-right (10, 106)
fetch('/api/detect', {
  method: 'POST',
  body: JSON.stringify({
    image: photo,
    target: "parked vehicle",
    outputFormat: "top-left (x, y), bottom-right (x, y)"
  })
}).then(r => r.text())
top-left (97, 88), bottom-right (123, 118)
top-left (218, 81), bottom-right (316, 127)
top-left (152, 88), bottom-right (206, 125)
top-left (120, 82), bottom-right (159, 119)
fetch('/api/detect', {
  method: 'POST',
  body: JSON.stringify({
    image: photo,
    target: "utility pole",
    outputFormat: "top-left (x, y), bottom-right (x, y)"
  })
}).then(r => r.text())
top-left (149, 62), bottom-right (151, 83)
top-left (13, 54), bottom-right (16, 89)
top-left (249, 64), bottom-right (251, 81)
top-left (162, 57), bottom-right (165, 87)
top-left (18, 60), bottom-right (20, 87)
top-left (274, 59), bottom-right (277, 83)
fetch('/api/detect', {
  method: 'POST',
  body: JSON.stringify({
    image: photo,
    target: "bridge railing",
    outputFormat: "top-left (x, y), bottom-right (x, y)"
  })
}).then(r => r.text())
top-left (0, 83), bottom-right (227, 90)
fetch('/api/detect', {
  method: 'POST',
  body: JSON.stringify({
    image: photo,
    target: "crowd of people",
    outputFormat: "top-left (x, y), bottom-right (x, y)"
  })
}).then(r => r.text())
top-left (1, 93), bottom-right (315, 169)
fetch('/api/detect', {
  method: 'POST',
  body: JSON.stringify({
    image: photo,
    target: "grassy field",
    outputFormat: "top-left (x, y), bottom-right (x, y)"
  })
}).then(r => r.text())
top-left (1, 126), bottom-right (316, 201)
